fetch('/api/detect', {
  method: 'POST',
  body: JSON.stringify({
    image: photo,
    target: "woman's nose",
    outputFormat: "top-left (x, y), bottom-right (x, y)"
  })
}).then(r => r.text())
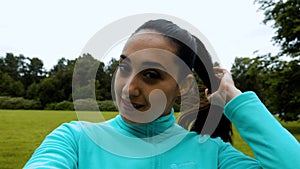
top-left (122, 75), bottom-right (141, 98)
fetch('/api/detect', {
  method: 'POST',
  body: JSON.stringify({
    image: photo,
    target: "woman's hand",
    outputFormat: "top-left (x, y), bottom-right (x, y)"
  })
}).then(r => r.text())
top-left (205, 67), bottom-right (242, 107)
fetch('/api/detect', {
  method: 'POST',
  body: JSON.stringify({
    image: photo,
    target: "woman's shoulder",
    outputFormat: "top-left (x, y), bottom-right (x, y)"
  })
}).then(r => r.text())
top-left (182, 129), bottom-right (228, 148)
top-left (51, 120), bottom-right (112, 138)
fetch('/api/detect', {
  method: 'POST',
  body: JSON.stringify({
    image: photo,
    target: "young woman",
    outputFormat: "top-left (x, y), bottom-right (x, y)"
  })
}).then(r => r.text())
top-left (24, 19), bottom-right (300, 169)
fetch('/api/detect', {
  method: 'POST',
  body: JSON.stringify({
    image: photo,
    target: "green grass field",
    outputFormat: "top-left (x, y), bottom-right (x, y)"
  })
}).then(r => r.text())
top-left (0, 110), bottom-right (299, 169)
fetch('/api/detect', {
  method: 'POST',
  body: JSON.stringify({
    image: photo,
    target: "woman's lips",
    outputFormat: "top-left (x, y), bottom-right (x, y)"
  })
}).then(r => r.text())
top-left (121, 98), bottom-right (144, 111)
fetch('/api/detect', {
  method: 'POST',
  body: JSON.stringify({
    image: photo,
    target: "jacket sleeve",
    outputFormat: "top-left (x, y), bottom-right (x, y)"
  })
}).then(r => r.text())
top-left (23, 122), bottom-right (81, 169)
top-left (224, 91), bottom-right (300, 169)
top-left (217, 139), bottom-right (262, 169)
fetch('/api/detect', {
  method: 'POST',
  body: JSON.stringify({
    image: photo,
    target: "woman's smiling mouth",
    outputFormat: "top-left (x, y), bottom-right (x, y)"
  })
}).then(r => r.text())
top-left (121, 98), bottom-right (145, 111)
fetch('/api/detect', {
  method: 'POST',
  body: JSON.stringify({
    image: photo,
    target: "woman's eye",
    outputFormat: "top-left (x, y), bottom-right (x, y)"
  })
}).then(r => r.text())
top-left (118, 63), bottom-right (131, 75)
top-left (143, 70), bottom-right (161, 80)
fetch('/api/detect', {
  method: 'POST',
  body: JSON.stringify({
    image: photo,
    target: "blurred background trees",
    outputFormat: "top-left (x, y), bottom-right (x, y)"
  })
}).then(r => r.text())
top-left (231, 0), bottom-right (300, 121)
top-left (0, 0), bottom-right (299, 121)
top-left (0, 53), bottom-right (117, 110)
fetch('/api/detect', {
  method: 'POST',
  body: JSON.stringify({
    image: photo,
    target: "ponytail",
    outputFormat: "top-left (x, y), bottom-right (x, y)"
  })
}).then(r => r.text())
top-left (178, 35), bottom-right (233, 143)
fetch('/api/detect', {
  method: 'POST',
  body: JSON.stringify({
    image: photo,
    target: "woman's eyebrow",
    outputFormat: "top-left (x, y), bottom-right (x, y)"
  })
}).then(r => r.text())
top-left (120, 54), bottom-right (166, 71)
top-left (120, 54), bottom-right (129, 61)
top-left (119, 54), bottom-right (131, 64)
top-left (142, 62), bottom-right (167, 71)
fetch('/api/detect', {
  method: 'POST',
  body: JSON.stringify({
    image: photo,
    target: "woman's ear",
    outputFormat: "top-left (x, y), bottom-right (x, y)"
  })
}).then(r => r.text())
top-left (178, 74), bottom-right (194, 97)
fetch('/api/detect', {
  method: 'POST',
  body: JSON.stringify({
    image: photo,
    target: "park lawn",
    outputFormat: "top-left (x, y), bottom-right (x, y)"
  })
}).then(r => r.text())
top-left (0, 110), bottom-right (77, 169)
top-left (0, 110), bottom-right (299, 169)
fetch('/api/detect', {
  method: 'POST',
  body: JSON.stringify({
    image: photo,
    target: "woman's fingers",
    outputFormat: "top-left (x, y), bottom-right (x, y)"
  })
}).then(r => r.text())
top-left (206, 67), bottom-right (239, 106)
top-left (205, 88), bottom-right (211, 102)
top-left (213, 67), bottom-right (224, 79)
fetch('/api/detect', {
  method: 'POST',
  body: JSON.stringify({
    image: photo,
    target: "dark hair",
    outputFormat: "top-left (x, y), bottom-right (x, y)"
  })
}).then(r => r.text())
top-left (133, 19), bottom-right (233, 143)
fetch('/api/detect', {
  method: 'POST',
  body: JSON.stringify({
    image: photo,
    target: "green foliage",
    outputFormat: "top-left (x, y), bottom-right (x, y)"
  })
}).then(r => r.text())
top-left (54, 101), bottom-right (75, 110)
top-left (267, 59), bottom-right (300, 121)
top-left (0, 52), bottom-right (121, 111)
top-left (0, 53), bottom-right (46, 90)
top-left (0, 73), bottom-right (25, 97)
top-left (73, 98), bottom-right (100, 111)
top-left (45, 101), bottom-right (75, 110)
top-left (27, 57), bottom-right (45, 77)
top-left (0, 53), bottom-right (119, 109)
top-left (21, 57), bottom-right (46, 89)
top-left (44, 103), bottom-right (56, 110)
top-left (26, 82), bottom-right (40, 99)
top-left (255, 0), bottom-right (300, 57)
top-left (73, 54), bottom-right (112, 101)
top-left (44, 100), bottom-right (117, 111)
top-left (22, 99), bottom-right (42, 110)
top-left (72, 80), bottom-right (97, 100)
top-left (240, 0), bottom-right (300, 121)
top-left (47, 57), bottom-right (75, 102)
top-left (231, 55), bottom-right (300, 121)
top-left (97, 100), bottom-right (118, 111)
top-left (105, 58), bottom-right (119, 78)
top-left (0, 96), bottom-right (41, 109)
top-left (38, 77), bottom-right (66, 106)
top-left (2, 53), bottom-right (19, 80)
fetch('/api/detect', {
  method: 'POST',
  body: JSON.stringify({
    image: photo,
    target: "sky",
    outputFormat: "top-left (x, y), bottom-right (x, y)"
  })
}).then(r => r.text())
top-left (0, 0), bottom-right (279, 71)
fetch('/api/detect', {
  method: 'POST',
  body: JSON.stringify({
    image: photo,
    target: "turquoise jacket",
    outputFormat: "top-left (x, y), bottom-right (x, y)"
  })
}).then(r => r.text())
top-left (24, 92), bottom-right (300, 168)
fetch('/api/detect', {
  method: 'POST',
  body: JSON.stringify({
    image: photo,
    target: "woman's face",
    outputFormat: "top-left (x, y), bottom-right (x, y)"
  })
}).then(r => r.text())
top-left (114, 31), bottom-right (182, 124)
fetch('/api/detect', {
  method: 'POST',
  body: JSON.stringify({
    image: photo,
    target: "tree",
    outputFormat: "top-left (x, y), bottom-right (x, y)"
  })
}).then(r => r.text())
top-left (105, 58), bottom-right (119, 78)
top-left (49, 57), bottom-right (75, 101)
top-left (0, 72), bottom-right (24, 97)
top-left (27, 57), bottom-right (45, 79)
top-left (21, 57), bottom-right (46, 90)
top-left (266, 59), bottom-right (300, 121)
top-left (255, 0), bottom-right (300, 57)
top-left (102, 58), bottom-right (119, 100)
top-left (253, 0), bottom-right (300, 121)
top-left (94, 60), bottom-right (110, 100)
top-left (3, 53), bottom-right (19, 80)
top-left (231, 56), bottom-right (268, 103)
top-left (0, 53), bottom-right (46, 92)
top-left (0, 57), bottom-right (4, 73)
top-left (26, 82), bottom-right (40, 100)
top-left (50, 57), bottom-right (68, 77)
top-left (38, 77), bottom-right (65, 106)
top-left (73, 54), bottom-right (105, 100)
top-left (0, 53), bottom-right (27, 97)
top-left (231, 55), bottom-right (300, 121)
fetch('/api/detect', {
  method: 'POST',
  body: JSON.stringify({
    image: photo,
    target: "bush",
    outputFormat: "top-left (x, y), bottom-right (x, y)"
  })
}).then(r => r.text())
top-left (72, 99), bottom-right (118, 111)
top-left (45, 101), bottom-right (74, 110)
top-left (98, 100), bottom-right (118, 111)
top-left (73, 99), bottom-right (99, 111)
top-left (0, 96), bottom-right (42, 109)
top-left (55, 101), bottom-right (74, 110)
top-left (44, 103), bottom-right (56, 110)
top-left (1, 97), bottom-right (24, 109)
top-left (0, 97), bottom-right (117, 111)
top-left (23, 99), bottom-right (42, 109)
top-left (0, 96), bottom-right (10, 108)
